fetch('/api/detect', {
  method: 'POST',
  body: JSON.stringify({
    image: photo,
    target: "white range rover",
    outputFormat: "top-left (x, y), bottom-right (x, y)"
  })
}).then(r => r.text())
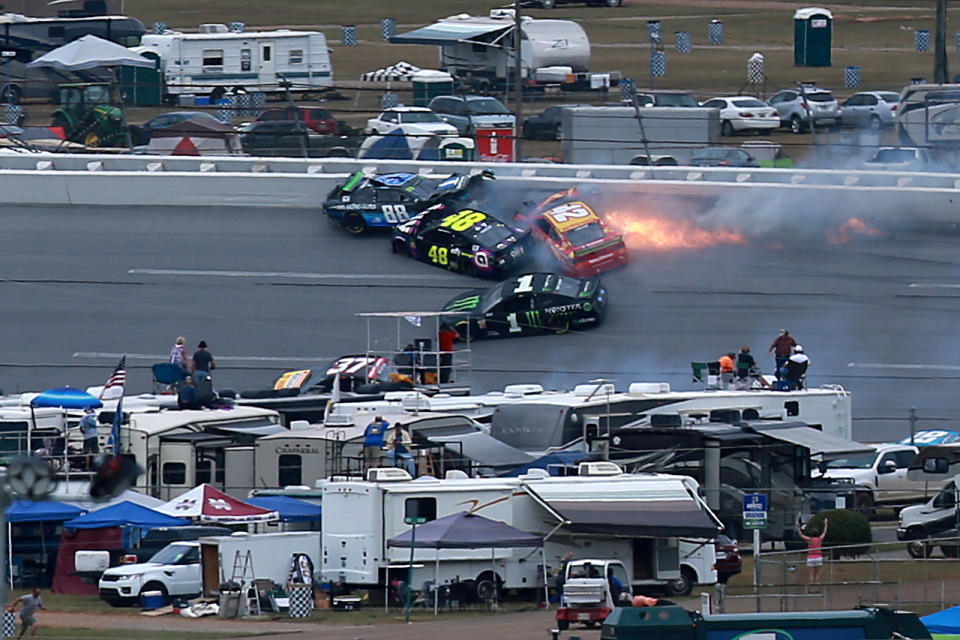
top-left (98, 541), bottom-right (202, 606)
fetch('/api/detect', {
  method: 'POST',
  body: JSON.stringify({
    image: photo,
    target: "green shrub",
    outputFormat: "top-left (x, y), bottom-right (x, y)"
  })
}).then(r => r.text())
top-left (804, 509), bottom-right (872, 559)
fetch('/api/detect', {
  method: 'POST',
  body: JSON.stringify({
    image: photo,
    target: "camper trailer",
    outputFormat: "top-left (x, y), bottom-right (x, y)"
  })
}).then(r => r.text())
top-left (134, 25), bottom-right (332, 101)
top-left (390, 11), bottom-right (617, 92)
top-left (199, 531), bottom-right (322, 596)
top-left (321, 463), bottom-right (722, 597)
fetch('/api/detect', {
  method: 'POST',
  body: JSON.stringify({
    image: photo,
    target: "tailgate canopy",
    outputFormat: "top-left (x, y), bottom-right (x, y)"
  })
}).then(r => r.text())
top-left (390, 21), bottom-right (511, 46)
top-left (525, 477), bottom-right (722, 538)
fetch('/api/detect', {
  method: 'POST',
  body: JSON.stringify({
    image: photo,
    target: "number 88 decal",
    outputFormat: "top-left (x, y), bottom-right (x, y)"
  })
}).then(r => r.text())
top-left (382, 204), bottom-right (409, 224)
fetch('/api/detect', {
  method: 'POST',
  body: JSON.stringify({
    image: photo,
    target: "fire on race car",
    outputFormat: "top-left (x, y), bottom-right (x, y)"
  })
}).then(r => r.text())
top-left (392, 204), bottom-right (533, 278)
top-left (440, 272), bottom-right (607, 339)
top-left (518, 187), bottom-right (628, 277)
top-left (323, 168), bottom-right (492, 234)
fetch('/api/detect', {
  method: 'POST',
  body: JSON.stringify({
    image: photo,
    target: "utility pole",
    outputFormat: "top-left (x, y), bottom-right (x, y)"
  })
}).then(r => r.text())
top-left (934, 0), bottom-right (949, 84)
top-left (513, 0), bottom-right (523, 162)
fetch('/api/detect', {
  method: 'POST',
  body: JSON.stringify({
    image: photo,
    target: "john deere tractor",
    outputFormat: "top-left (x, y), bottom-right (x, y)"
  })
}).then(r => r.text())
top-left (50, 83), bottom-right (128, 148)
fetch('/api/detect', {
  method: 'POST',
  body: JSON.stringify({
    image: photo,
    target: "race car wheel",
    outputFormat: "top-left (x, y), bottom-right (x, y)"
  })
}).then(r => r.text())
top-left (455, 320), bottom-right (473, 342)
top-left (392, 240), bottom-right (409, 256)
top-left (343, 213), bottom-right (366, 235)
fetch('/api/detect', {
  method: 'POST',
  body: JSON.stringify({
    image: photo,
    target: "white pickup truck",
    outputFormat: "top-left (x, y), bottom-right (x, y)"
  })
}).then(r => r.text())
top-left (818, 444), bottom-right (933, 515)
top-left (98, 541), bottom-right (201, 606)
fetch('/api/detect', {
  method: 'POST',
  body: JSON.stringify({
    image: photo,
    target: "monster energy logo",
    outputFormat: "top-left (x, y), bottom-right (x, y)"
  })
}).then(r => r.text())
top-left (445, 295), bottom-right (480, 311)
top-left (525, 310), bottom-right (541, 326)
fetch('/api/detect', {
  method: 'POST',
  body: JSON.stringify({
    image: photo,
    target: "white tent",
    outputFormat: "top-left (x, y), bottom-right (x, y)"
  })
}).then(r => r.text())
top-left (27, 34), bottom-right (154, 71)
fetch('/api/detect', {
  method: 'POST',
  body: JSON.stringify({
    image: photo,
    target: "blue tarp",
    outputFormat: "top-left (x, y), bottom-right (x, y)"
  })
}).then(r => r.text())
top-left (7, 500), bottom-right (85, 523)
top-left (30, 387), bottom-right (102, 409)
top-left (62, 500), bottom-right (189, 530)
top-left (923, 604), bottom-right (960, 634)
top-left (245, 496), bottom-right (322, 523)
top-left (501, 451), bottom-right (588, 477)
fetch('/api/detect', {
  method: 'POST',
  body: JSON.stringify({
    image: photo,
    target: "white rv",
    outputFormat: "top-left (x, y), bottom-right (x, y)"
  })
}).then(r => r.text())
top-left (134, 24), bottom-right (332, 100)
top-left (321, 463), bottom-right (722, 598)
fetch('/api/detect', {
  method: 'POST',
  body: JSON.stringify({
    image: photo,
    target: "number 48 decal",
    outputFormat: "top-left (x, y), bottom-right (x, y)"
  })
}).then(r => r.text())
top-left (381, 204), bottom-right (409, 224)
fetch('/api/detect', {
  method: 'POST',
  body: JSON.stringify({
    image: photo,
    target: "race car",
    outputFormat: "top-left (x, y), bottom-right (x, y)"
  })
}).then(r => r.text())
top-left (519, 187), bottom-right (628, 277)
top-left (440, 272), bottom-right (606, 340)
top-left (323, 169), bottom-right (492, 234)
top-left (392, 204), bottom-right (532, 278)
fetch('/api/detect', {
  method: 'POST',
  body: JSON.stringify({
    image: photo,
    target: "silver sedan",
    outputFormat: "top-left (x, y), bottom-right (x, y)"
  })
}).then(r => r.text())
top-left (839, 91), bottom-right (900, 130)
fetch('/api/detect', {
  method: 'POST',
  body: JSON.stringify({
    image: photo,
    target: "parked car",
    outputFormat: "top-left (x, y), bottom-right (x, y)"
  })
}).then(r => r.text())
top-left (428, 95), bottom-right (516, 135)
top-left (863, 146), bottom-right (934, 172)
top-left (839, 91), bottom-right (900, 130)
top-left (238, 120), bottom-right (356, 158)
top-left (529, 0), bottom-right (621, 7)
top-left (522, 104), bottom-right (586, 140)
top-left (715, 533), bottom-right (742, 583)
top-left (699, 96), bottom-right (779, 136)
top-left (99, 541), bottom-right (201, 606)
top-left (366, 106), bottom-right (458, 137)
top-left (767, 87), bottom-right (839, 133)
top-left (689, 147), bottom-right (759, 167)
top-left (130, 111), bottom-right (222, 146)
top-left (257, 106), bottom-right (344, 135)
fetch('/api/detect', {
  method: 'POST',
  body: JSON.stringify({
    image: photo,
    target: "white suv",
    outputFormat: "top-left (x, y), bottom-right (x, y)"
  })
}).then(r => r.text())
top-left (767, 87), bottom-right (839, 134)
top-left (98, 541), bottom-right (201, 606)
top-left (366, 106), bottom-right (458, 137)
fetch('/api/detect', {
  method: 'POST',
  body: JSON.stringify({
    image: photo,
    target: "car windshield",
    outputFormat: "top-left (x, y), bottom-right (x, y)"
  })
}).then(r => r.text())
top-left (401, 111), bottom-right (442, 123)
top-left (806, 92), bottom-right (834, 102)
top-left (148, 544), bottom-right (194, 565)
top-left (467, 98), bottom-right (509, 115)
top-left (549, 275), bottom-right (582, 297)
top-left (825, 452), bottom-right (878, 469)
top-left (657, 93), bottom-right (697, 107)
top-left (731, 98), bottom-right (766, 108)
top-left (872, 149), bottom-right (919, 163)
top-left (693, 148), bottom-right (731, 160)
top-left (566, 222), bottom-right (607, 245)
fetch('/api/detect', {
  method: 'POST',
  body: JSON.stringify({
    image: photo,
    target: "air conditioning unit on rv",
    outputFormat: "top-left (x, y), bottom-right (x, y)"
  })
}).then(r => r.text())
top-left (199, 23), bottom-right (229, 34)
top-left (367, 468), bottom-right (412, 482)
top-left (578, 461), bottom-right (623, 476)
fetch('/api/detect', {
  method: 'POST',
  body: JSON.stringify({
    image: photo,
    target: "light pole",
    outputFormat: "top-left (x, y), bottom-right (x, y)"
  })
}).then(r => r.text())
top-left (513, 0), bottom-right (523, 162)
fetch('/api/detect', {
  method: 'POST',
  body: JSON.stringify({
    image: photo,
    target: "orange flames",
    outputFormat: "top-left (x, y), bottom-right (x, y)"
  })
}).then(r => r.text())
top-left (605, 212), bottom-right (748, 250)
top-left (826, 217), bottom-right (882, 244)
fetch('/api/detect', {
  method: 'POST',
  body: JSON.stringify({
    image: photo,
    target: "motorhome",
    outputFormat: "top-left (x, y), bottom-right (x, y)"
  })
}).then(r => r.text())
top-left (895, 83), bottom-right (960, 169)
top-left (321, 462), bottom-right (723, 598)
top-left (134, 25), bottom-right (332, 101)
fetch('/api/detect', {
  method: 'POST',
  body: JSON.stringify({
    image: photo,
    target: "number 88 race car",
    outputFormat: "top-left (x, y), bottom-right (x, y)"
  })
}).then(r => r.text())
top-left (323, 169), bottom-right (492, 234)
top-left (392, 204), bottom-right (532, 279)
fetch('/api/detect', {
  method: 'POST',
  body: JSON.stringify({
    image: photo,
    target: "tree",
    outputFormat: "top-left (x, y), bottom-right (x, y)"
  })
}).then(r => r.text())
top-left (806, 509), bottom-right (872, 559)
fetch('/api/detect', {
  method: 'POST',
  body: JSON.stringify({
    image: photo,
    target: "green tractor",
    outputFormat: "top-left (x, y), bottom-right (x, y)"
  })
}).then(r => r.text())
top-left (50, 83), bottom-right (129, 148)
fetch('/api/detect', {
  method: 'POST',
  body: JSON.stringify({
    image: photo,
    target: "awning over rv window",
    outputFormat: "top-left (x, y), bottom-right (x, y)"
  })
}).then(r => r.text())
top-left (215, 422), bottom-right (285, 437)
top-left (747, 423), bottom-right (873, 458)
top-left (390, 22), bottom-right (511, 46)
top-left (524, 478), bottom-right (722, 538)
top-left (427, 430), bottom-right (533, 468)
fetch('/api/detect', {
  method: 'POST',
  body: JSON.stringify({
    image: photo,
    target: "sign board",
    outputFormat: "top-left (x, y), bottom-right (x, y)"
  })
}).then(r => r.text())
top-left (475, 127), bottom-right (515, 163)
top-left (0, 50), bottom-right (16, 58)
top-left (742, 492), bottom-right (767, 529)
top-left (404, 516), bottom-right (427, 525)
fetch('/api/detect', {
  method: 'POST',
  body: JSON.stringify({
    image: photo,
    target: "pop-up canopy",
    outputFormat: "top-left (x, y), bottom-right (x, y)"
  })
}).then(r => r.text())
top-left (63, 500), bottom-right (189, 530)
top-left (156, 484), bottom-right (279, 524)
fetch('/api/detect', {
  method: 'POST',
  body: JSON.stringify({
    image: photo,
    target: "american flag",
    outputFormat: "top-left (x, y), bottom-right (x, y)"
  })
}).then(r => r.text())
top-left (98, 355), bottom-right (127, 399)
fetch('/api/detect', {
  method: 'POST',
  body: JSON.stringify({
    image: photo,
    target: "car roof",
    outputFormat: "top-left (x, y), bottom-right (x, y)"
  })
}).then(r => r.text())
top-left (384, 106), bottom-right (432, 112)
top-left (713, 96), bottom-right (765, 101)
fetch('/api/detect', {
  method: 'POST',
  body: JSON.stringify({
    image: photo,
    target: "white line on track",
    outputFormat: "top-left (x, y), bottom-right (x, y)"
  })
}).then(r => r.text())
top-left (128, 269), bottom-right (427, 280)
top-left (74, 352), bottom-right (331, 363)
top-left (848, 362), bottom-right (960, 371)
top-left (908, 283), bottom-right (960, 289)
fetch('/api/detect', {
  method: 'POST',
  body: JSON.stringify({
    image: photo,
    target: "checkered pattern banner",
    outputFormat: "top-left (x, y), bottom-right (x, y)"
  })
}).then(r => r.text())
top-left (915, 30), bottom-right (930, 52)
top-left (675, 31), bottom-right (691, 53)
top-left (650, 51), bottom-right (666, 77)
top-left (3, 611), bottom-right (15, 637)
top-left (708, 20), bottom-right (723, 44)
top-left (4, 104), bottom-right (24, 125)
top-left (229, 22), bottom-right (246, 33)
top-left (153, 22), bottom-right (167, 35)
top-left (382, 92), bottom-right (399, 109)
top-left (620, 77), bottom-right (637, 102)
top-left (342, 25), bottom-right (358, 46)
top-left (288, 585), bottom-right (314, 618)
top-left (747, 57), bottom-right (764, 83)
top-left (229, 92), bottom-right (266, 120)
top-left (381, 18), bottom-right (396, 40)
top-left (844, 66), bottom-right (861, 88)
top-left (647, 21), bottom-right (661, 43)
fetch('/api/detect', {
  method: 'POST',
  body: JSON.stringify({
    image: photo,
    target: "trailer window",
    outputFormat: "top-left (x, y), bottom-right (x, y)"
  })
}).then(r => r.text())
top-left (279, 454), bottom-right (302, 486)
top-left (202, 49), bottom-right (224, 68)
top-left (162, 462), bottom-right (186, 485)
top-left (289, 49), bottom-right (303, 64)
top-left (404, 497), bottom-right (437, 523)
top-left (241, 49), bottom-right (252, 72)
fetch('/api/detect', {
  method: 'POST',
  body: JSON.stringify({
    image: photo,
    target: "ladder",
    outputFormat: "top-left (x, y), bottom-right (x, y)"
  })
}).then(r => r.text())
top-left (229, 550), bottom-right (260, 617)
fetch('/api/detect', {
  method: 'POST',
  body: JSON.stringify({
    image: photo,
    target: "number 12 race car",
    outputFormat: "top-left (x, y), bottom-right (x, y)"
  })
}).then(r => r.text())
top-left (323, 169), bottom-right (492, 234)
top-left (440, 272), bottom-right (607, 339)
top-left (392, 204), bottom-right (532, 279)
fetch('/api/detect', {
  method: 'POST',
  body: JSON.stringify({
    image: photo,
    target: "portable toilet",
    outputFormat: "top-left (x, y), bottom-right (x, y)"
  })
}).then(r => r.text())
top-left (412, 69), bottom-right (454, 107)
top-left (794, 7), bottom-right (832, 67)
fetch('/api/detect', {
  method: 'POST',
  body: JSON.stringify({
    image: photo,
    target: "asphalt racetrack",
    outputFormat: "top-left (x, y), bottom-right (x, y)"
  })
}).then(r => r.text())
top-left (1, 196), bottom-right (959, 442)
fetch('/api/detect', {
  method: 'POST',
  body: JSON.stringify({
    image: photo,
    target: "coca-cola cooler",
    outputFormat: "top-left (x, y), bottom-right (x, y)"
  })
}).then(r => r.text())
top-left (475, 126), bottom-right (515, 163)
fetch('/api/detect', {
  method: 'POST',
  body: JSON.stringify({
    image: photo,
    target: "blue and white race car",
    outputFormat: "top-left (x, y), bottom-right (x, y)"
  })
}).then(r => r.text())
top-left (323, 169), bottom-right (493, 234)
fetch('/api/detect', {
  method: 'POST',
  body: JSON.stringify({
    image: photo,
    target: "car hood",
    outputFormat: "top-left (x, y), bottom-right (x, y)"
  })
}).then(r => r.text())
top-left (102, 561), bottom-right (174, 576)
top-left (469, 114), bottom-right (516, 127)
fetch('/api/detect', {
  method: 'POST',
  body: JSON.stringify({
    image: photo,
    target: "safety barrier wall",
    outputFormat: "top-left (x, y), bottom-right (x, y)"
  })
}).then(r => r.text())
top-left (0, 153), bottom-right (959, 218)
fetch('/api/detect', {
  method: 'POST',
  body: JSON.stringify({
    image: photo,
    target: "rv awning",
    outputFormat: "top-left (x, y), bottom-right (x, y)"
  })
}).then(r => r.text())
top-left (390, 22), bottom-right (511, 46)
top-left (214, 422), bottom-right (286, 437)
top-left (747, 423), bottom-right (873, 458)
top-left (427, 430), bottom-right (533, 468)
top-left (524, 478), bottom-right (723, 538)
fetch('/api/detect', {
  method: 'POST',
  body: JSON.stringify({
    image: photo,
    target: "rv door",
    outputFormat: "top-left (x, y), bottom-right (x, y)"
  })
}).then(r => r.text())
top-left (654, 537), bottom-right (680, 580)
top-left (260, 41), bottom-right (275, 86)
top-left (158, 441), bottom-right (195, 501)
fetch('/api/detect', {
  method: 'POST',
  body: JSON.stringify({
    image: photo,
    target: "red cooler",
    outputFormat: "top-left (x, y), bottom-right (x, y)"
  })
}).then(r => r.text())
top-left (475, 126), bottom-right (515, 163)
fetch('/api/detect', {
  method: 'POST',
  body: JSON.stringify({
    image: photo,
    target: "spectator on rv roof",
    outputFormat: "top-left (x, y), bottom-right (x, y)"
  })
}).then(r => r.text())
top-left (385, 423), bottom-right (415, 476)
top-left (784, 345), bottom-right (810, 390)
top-left (191, 340), bottom-right (215, 375)
top-left (736, 346), bottom-right (755, 378)
top-left (169, 336), bottom-right (189, 372)
top-left (768, 329), bottom-right (796, 379)
top-left (80, 407), bottom-right (99, 456)
top-left (718, 352), bottom-right (735, 373)
top-left (364, 416), bottom-right (388, 470)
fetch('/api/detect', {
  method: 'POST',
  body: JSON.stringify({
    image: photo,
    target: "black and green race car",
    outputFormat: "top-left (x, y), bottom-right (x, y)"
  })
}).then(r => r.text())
top-left (440, 272), bottom-right (607, 340)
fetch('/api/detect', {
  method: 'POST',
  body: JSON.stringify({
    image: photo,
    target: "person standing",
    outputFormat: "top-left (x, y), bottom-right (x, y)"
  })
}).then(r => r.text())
top-left (169, 336), bottom-right (189, 373)
top-left (7, 588), bottom-right (45, 639)
top-left (385, 422), bottom-right (415, 476)
top-left (191, 340), bottom-right (216, 376)
top-left (364, 416), bottom-right (388, 470)
top-left (79, 407), bottom-right (99, 457)
top-left (767, 329), bottom-right (797, 379)
top-left (438, 323), bottom-right (458, 384)
top-left (797, 517), bottom-right (829, 587)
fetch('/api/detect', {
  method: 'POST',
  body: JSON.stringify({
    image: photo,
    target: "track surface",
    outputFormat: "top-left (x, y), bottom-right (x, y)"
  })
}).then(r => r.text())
top-left (1, 199), bottom-right (958, 441)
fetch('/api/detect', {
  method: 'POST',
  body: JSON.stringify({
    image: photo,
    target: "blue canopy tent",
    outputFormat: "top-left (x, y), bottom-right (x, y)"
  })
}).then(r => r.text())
top-left (62, 500), bottom-right (189, 530)
top-left (6, 500), bottom-right (85, 589)
top-left (358, 126), bottom-right (447, 161)
top-left (923, 604), bottom-right (960, 634)
top-left (245, 496), bottom-right (322, 523)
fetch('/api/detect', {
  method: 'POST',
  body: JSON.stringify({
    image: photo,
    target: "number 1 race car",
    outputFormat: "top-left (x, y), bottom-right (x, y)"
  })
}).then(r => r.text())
top-left (323, 169), bottom-right (492, 234)
top-left (392, 204), bottom-right (532, 279)
top-left (519, 187), bottom-right (628, 276)
top-left (440, 272), bottom-right (607, 339)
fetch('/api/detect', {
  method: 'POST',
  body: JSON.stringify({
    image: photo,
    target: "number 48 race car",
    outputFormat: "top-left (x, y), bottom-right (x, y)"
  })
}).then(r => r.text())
top-left (323, 169), bottom-right (492, 234)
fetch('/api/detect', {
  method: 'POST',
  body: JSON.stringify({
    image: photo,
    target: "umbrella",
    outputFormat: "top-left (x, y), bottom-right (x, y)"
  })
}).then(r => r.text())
top-left (30, 388), bottom-right (102, 410)
top-left (27, 35), bottom-right (154, 71)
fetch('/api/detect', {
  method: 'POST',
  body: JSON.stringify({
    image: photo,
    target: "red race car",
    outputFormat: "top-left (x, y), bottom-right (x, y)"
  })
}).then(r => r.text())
top-left (521, 188), bottom-right (628, 277)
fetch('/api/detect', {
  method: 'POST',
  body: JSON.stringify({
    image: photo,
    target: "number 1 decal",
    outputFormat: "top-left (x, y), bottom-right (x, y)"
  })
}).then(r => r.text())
top-left (514, 274), bottom-right (534, 294)
top-left (506, 312), bottom-right (522, 333)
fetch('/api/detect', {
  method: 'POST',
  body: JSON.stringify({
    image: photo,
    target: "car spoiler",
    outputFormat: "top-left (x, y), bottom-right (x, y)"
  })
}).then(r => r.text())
top-left (580, 274), bottom-right (603, 296)
top-left (340, 171), bottom-right (364, 193)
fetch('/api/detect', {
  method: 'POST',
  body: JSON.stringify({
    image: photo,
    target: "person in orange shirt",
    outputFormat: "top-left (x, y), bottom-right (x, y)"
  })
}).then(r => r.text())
top-left (718, 352), bottom-right (735, 373)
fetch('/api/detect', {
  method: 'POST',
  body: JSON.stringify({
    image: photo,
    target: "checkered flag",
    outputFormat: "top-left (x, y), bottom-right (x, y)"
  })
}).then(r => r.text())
top-left (620, 77), bottom-right (637, 102)
top-left (381, 18), bottom-right (396, 40)
top-left (675, 31), bottom-right (691, 53)
top-left (153, 22), bottom-right (167, 35)
top-left (915, 30), bottom-right (930, 52)
top-left (229, 22), bottom-right (246, 33)
top-left (650, 51), bottom-right (666, 77)
top-left (647, 21), bottom-right (661, 43)
top-left (342, 25), bottom-right (358, 47)
top-left (844, 66), bottom-right (861, 88)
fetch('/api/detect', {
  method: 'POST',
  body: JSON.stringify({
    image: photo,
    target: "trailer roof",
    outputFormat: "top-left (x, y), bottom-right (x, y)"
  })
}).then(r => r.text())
top-left (390, 21), bottom-right (510, 46)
